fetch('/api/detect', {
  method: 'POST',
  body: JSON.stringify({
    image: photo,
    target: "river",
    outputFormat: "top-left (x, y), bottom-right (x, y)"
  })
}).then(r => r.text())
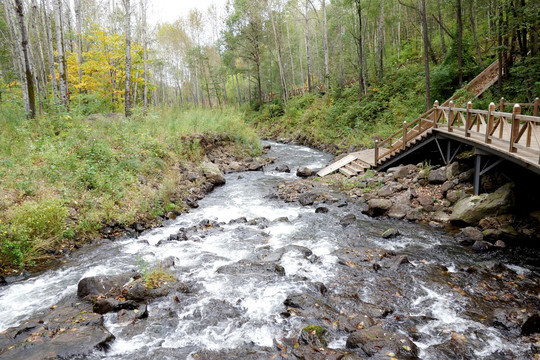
top-left (0, 141), bottom-right (538, 359)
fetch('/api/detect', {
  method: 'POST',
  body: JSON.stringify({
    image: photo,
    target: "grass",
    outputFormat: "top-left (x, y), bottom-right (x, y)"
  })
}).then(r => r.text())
top-left (0, 104), bottom-right (260, 269)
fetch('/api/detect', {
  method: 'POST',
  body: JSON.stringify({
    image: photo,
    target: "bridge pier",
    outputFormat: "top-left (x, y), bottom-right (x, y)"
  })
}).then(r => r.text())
top-left (473, 148), bottom-right (505, 195)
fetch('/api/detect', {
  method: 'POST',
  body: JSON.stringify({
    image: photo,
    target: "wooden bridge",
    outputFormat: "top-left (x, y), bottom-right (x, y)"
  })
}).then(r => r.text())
top-left (317, 61), bottom-right (540, 194)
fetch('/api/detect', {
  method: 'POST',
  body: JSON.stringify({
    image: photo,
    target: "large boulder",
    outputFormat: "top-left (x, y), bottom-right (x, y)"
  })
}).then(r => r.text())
top-left (0, 305), bottom-right (114, 360)
top-left (346, 325), bottom-right (418, 359)
top-left (450, 183), bottom-right (515, 225)
top-left (77, 273), bottom-right (134, 299)
top-left (201, 161), bottom-right (226, 186)
top-left (428, 167), bottom-right (448, 184)
top-left (296, 166), bottom-right (314, 178)
top-left (364, 198), bottom-right (392, 217)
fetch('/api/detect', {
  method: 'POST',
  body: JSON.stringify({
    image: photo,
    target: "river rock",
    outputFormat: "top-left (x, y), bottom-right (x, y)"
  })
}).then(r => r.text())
top-left (217, 259), bottom-right (285, 277)
top-left (263, 245), bottom-right (313, 262)
top-left (377, 183), bottom-right (401, 197)
top-left (201, 161), bottom-right (226, 186)
top-left (346, 325), bottom-right (418, 359)
top-left (381, 228), bottom-right (399, 239)
top-left (124, 278), bottom-right (185, 302)
top-left (521, 313), bottom-right (540, 335)
top-left (77, 273), bottom-right (134, 299)
top-left (406, 207), bottom-right (425, 221)
top-left (440, 181), bottom-right (454, 194)
top-left (458, 168), bottom-right (474, 182)
top-left (391, 164), bottom-right (417, 180)
top-left (315, 206), bottom-right (329, 213)
top-left (471, 240), bottom-right (492, 252)
top-left (340, 214), bottom-right (357, 226)
top-left (0, 305), bottom-right (114, 360)
top-left (299, 325), bottom-right (328, 347)
top-left (283, 293), bottom-right (339, 320)
top-left (450, 183), bottom-right (515, 225)
top-left (247, 159), bottom-right (264, 171)
top-left (299, 192), bottom-right (318, 206)
top-left (455, 227), bottom-right (484, 246)
top-left (365, 198), bottom-right (392, 217)
top-left (275, 164), bottom-right (290, 173)
top-left (296, 167), bottom-right (313, 177)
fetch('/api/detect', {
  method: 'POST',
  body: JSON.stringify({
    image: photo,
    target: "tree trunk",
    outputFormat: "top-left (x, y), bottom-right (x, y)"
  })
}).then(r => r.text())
top-left (74, 0), bottom-right (83, 91)
top-left (377, 0), bottom-right (385, 82)
top-left (322, 0), bottom-right (329, 89)
top-left (235, 73), bottom-right (242, 106)
top-left (354, 0), bottom-right (364, 102)
top-left (269, 6), bottom-right (287, 101)
top-left (54, 0), bottom-right (68, 106)
top-left (41, 0), bottom-right (59, 100)
top-left (141, 0), bottom-right (148, 110)
top-left (421, 0), bottom-right (431, 110)
top-left (14, 0), bottom-right (36, 118)
top-left (457, 0), bottom-right (463, 87)
top-left (286, 22), bottom-right (296, 93)
top-left (304, 0), bottom-right (312, 92)
top-left (469, 0), bottom-right (484, 67)
top-left (437, 0), bottom-right (447, 55)
top-left (124, 0), bottom-right (132, 117)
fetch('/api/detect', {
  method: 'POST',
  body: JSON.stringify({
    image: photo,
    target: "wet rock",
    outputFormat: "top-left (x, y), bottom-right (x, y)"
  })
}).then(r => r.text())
top-left (283, 293), bottom-right (339, 320)
top-left (491, 308), bottom-right (531, 334)
top-left (248, 159), bottom-right (264, 171)
top-left (336, 314), bottom-right (376, 333)
top-left (77, 273), bottom-right (134, 299)
top-left (217, 259), bottom-right (286, 277)
top-left (381, 228), bottom-right (399, 239)
top-left (364, 198), bottom-right (392, 217)
top-left (454, 227), bottom-right (483, 246)
top-left (292, 346), bottom-right (348, 360)
top-left (299, 325), bottom-right (328, 347)
top-left (446, 190), bottom-right (463, 204)
top-left (0, 305), bottom-right (114, 360)
top-left (383, 255), bottom-right (411, 269)
top-left (124, 278), bottom-right (183, 302)
top-left (428, 167), bottom-right (447, 184)
top-left (299, 192), bottom-right (318, 206)
top-left (201, 161), bottom-right (226, 186)
top-left (450, 183), bottom-right (515, 225)
top-left (346, 325), bottom-right (418, 359)
top-left (431, 211), bottom-right (450, 223)
top-left (263, 245), bottom-right (313, 262)
top-left (429, 336), bottom-right (477, 360)
top-left (275, 164), bottom-right (291, 173)
top-left (116, 304), bottom-right (148, 323)
top-left (340, 214), bottom-right (357, 226)
top-left (315, 206), bottom-right (329, 213)
top-left (194, 347), bottom-right (278, 360)
top-left (494, 240), bottom-right (506, 248)
top-left (471, 240), bottom-right (492, 252)
top-left (297, 167), bottom-right (313, 178)
top-left (388, 191), bottom-right (412, 219)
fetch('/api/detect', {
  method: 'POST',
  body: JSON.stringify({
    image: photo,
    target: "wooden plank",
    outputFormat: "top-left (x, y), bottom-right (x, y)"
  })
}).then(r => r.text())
top-left (339, 167), bottom-right (356, 177)
top-left (317, 154), bottom-right (357, 177)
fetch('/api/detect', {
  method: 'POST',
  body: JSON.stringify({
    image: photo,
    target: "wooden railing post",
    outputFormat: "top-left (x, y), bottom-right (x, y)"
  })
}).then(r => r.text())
top-left (402, 121), bottom-right (408, 150)
top-left (499, 97), bottom-right (505, 112)
top-left (374, 140), bottom-right (379, 164)
top-left (485, 102), bottom-right (495, 144)
top-left (509, 104), bottom-right (521, 153)
top-left (465, 101), bottom-right (472, 138)
top-left (448, 101), bottom-right (454, 132)
top-left (433, 100), bottom-right (439, 128)
top-left (534, 97), bottom-right (539, 117)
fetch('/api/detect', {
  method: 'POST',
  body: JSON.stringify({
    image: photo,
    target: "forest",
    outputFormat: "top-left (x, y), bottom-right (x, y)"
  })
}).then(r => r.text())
top-left (0, 0), bottom-right (539, 268)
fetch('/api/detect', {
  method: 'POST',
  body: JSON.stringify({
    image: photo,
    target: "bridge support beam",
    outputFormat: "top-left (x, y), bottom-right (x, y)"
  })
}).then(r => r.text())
top-left (473, 148), bottom-right (504, 195)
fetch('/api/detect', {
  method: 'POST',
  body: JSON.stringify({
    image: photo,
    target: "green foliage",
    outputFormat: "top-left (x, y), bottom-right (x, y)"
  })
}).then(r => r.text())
top-left (1, 199), bottom-right (68, 267)
top-left (302, 325), bottom-right (328, 346)
top-left (0, 105), bottom-right (260, 269)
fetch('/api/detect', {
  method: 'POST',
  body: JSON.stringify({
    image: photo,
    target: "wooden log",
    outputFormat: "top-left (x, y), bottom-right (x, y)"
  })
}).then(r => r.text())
top-left (486, 102), bottom-right (495, 144)
top-left (509, 104), bottom-right (521, 153)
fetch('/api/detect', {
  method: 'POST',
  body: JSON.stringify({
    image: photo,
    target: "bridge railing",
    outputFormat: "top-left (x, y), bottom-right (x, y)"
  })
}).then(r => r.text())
top-left (374, 98), bottom-right (540, 166)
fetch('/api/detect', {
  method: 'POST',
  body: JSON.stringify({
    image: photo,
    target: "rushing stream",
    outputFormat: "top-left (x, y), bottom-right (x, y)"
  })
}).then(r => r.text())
top-left (1, 141), bottom-right (539, 359)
